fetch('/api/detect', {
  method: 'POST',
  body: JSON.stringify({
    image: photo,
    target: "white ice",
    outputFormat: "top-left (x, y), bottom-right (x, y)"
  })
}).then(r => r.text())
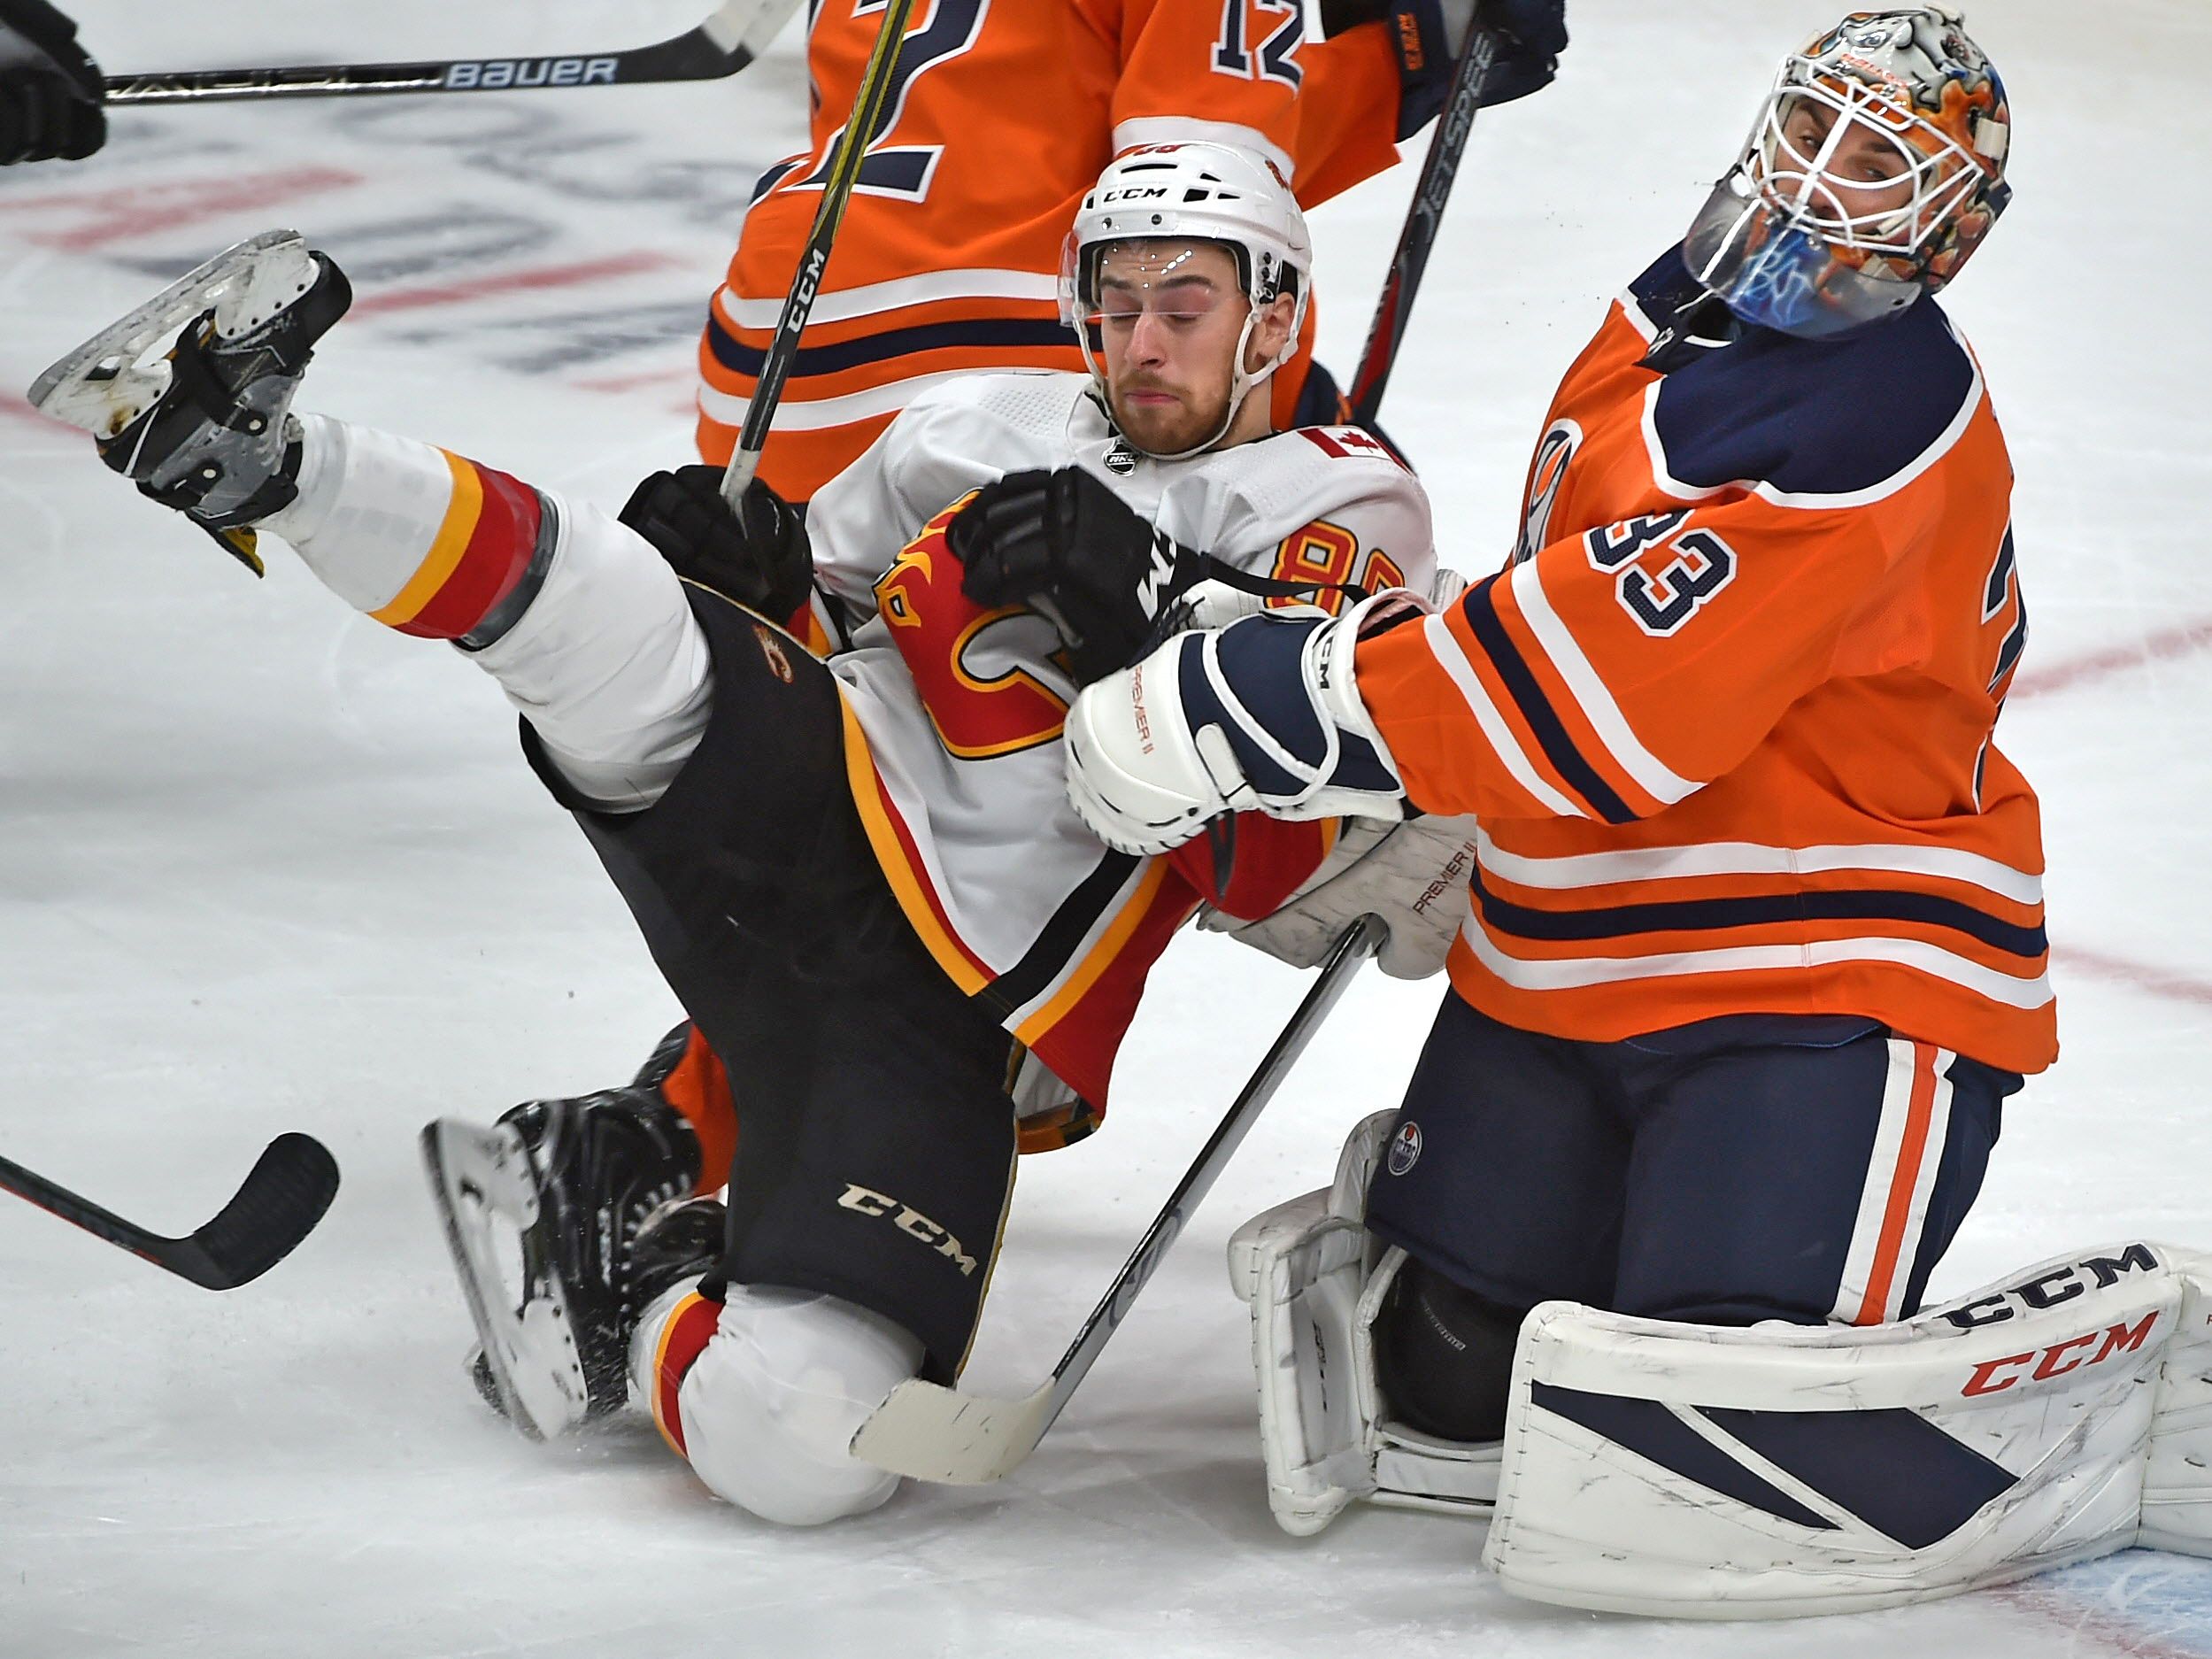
top-left (4, 2), bottom-right (2211, 1655)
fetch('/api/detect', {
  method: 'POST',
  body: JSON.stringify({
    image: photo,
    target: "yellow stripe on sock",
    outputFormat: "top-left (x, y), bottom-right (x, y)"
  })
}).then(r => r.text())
top-left (369, 450), bottom-right (484, 627)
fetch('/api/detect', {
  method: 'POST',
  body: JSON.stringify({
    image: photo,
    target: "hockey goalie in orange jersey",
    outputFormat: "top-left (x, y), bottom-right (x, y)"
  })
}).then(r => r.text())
top-left (1052, 12), bottom-right (2198, 1615)
top-left (695, 0), bottom-right (1567, 498)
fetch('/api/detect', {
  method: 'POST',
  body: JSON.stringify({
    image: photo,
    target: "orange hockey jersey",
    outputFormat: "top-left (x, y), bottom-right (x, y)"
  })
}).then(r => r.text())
top-left (1353, 247), bottom-right (2054, 1075)
top-left (696, 0), bottom-right (1404, 497)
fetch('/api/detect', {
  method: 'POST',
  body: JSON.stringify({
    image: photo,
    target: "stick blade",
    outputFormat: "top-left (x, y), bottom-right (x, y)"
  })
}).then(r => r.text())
top-left (177, 1132), bottom-right (341, 1289)
top-left (850, 1376), bottom-right (1057, 1485)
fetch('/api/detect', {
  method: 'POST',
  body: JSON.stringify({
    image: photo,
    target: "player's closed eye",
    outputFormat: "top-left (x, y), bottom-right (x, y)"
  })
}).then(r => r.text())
top-left (1092, 306), bottom-right (1214, 330)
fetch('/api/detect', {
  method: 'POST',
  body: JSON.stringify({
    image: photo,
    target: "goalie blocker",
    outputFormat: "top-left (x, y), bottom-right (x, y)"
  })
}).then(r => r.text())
top-left (1234, 1127), bottom-right (2212, 1617)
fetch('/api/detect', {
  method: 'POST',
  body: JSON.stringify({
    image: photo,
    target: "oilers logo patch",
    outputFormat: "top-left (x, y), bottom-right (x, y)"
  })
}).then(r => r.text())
top-left (1386, 1122), bottom-right (1422, 1177)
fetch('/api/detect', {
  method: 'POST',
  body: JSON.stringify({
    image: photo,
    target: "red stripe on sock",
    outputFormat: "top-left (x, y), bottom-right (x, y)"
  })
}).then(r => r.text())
top-left (651, 1292), bottom-right (724, 1459)
top-left (394, 462), bottom-right (543, 640)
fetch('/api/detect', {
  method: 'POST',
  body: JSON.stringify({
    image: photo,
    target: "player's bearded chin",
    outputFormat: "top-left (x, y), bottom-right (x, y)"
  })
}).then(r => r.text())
top-left (1110, 367), bottom-right (1233, 455)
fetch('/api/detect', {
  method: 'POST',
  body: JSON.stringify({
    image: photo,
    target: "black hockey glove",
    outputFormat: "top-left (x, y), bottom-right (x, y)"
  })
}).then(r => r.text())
top-left (949, 466), bottom-right (1207, 685)
top-left (0, 0), bottom-right (104, 164)
top-left (1320, 0), bottom-right (1566, 139)
top-left (619, 465), bottom-right (813, 623)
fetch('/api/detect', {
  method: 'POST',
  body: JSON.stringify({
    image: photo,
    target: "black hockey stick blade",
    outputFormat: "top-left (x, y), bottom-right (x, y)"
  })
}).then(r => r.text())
top-left (104, 0), bottom-right (798, 106)
top-left (0, 1133), bottom-right (340, 1290)
top-left (1347, 27), bottom-right (1500, 427)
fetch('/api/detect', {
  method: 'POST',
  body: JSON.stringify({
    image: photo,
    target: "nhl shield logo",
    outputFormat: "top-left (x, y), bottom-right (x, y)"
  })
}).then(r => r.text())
top-left (1386, 1122), bottom-right (1422, 1177)
top-left (1105, 439), bottom-right (1138, 475)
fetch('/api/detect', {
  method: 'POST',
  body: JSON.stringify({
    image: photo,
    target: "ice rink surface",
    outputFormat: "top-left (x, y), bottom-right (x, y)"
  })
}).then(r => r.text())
top-left (4, 2), bottom-right (2210, 1653)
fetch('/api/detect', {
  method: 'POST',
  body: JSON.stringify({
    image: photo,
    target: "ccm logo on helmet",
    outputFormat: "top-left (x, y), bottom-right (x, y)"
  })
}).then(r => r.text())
top-left (837, 1184), bottom-right (978, 1277)
top-left (1101, 186), bottom-right (1172, 204)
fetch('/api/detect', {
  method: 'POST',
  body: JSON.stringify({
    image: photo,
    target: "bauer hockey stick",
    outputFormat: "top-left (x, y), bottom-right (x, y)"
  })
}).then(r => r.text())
top-left (0, 1134), bottom-right (339, 1290)
top-left (1345, 27), bottom-right (1501, 426)
top-left (851, 914), bottom-right (1386, 1485)
top-left (720, 0), bottom-right (919, 502)
top-left (101, 0), bottom-right (798, 106)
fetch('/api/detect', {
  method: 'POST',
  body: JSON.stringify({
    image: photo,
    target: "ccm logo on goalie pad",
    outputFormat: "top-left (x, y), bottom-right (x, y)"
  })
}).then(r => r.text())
top-left (1960, 1313), bottom-right (2163, 1398)
top-left (1941, 1243), bottom-right (2162, 1330)
top-left (837, 1184), bottom-right (979, 1278)
top-left (443, 57), bottom-right (619, 89)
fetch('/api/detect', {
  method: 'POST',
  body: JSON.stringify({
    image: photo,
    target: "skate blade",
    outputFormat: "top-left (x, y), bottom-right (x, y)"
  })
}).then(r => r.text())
top-left (419, 1118), bottom-right (592, 1442)
top-left (27, 228), bottom-right (317, 437)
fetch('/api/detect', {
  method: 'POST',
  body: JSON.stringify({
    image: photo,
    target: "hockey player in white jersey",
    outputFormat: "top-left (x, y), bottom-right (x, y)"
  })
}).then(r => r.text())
top-left (35, 143), bottom-right (1460, 1524)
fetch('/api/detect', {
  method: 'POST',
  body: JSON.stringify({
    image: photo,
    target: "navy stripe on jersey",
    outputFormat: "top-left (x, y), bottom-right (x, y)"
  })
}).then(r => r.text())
top-left (1471, 870), bottom-right (2049, 961)
top-left (1460, 578), bottom-right (1636, 824)
top-left (1630, 245), bottom-right (1979, 500)
top-left (707, 314), bottom-right (1079, 381)
top-left (983, 845), bottom-right (1144, 1019)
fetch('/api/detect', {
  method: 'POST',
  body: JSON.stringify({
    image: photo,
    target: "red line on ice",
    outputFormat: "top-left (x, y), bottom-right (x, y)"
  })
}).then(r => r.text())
top-left (0, 167), bottom-right (365, 251)
top-left (350, 252), bottom-right (681, 318)
top-left (2056, 946), bottom-right (2212, 1010)
top-left (1995, 1580), bottom-right (2212, 1659)
top-left (2013, 615), bottom-right (2212, 701)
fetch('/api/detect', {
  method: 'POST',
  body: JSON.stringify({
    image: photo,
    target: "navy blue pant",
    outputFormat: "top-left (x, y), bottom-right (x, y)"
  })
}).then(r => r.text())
top-left (1363, 999), bottom-right (2018, 1328)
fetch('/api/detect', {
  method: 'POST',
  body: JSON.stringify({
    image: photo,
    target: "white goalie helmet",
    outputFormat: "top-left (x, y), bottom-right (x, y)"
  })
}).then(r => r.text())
top-left (1684, 4), bottom-right (2012, 338)
top-left (1060, 141), bottom-right (1313, 458)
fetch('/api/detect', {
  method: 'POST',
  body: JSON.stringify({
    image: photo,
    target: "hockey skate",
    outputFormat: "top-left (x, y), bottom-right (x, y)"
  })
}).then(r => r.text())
top-left (422, 1058), bottom-right (705, 1441)
top-left (27, 227), bottom-right (351, 573)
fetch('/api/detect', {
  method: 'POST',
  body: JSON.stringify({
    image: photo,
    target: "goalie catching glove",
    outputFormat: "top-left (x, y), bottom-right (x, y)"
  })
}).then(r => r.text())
top-left (1063, 593), bottom-right (1422, 856)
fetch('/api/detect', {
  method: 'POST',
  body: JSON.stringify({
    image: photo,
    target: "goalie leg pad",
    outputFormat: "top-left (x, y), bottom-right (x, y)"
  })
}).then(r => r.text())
top-left (1229, 1111), bottom-right (1502, 1534)
top-left (1484, 1242), bottom-right (2212, 1619)
top-left (631, 1279), bottom-right (924, 1527)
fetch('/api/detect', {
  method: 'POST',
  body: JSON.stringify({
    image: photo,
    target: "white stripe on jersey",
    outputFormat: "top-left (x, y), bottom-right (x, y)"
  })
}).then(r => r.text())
top-left (1471, 830), bottom-right (2045, 907)
top-left (1109, 117), bottom-right (1293, 183)
top-left (1507, 555), bottom-right (1699, 807)
top-left (1418, 613), bottom-right (1588, 818)
top-left (699, 368), bottom-right (1003, 431)
top-left (1458, 920), bottom-right (2054, 1010)
top-left (713, 267), bottom-right (1062, 332)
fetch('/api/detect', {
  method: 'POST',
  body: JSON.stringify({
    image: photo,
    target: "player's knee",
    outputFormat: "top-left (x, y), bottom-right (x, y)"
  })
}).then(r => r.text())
top-left (672, 1284), bottom-right (924, 1526)
top-left (1371, 1254), bottom-right (1522, 1443)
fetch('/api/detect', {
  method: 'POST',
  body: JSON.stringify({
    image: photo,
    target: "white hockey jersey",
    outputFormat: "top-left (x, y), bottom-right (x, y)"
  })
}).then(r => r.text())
top-left (803, 371), bottom-right (1434, 1104)
top-left (256, 375), bottom-right (1431, 1114)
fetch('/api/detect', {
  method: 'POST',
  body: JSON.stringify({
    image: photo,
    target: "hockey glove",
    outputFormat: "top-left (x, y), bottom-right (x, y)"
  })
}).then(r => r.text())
top-left (0, 0), bottom-right (103, 164)
top-left (1064, 598), bottom-right (1416, 857)
top-left (1321, 0), bottom-right (1566, 138)
top-left (949, 466), bottom-right (1207, 684)
top-left (619, 465), bottom-right (813, 624)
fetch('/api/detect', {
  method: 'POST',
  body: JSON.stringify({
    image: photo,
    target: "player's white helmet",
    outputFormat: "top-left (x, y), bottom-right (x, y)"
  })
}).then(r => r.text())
top-left (1060, 141), bottom-right (1313, 459)
top-left (1684, 5), bottom-right (2011, 339)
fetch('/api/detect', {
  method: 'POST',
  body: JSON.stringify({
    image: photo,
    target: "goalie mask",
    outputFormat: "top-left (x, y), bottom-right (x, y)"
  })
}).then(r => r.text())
top-left (1684, 5), bottom-right (2011, 339)
top-left (1060, 142), bottom-right (1313, 459)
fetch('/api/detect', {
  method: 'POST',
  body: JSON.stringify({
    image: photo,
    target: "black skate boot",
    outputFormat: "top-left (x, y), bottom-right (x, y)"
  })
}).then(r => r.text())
top-left (423, 1043), bottom-right (705, 1441)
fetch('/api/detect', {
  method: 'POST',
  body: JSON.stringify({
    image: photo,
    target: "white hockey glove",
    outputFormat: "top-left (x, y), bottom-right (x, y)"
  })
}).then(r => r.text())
top-left (1486, 1241), bottom-right (2212, 1617)
top-left (1202, 814), bottom-right (1476, 980)
top-left (1063, 592), bottom-right (1421, 857)
top-left (1228, 1112), bottom-right (1502, 1536)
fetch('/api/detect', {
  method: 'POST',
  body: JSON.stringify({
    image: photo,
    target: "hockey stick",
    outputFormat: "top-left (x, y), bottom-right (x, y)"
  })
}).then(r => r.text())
top-left (851, 914), bottom-right (1386, 1485)
top-left (0, 1133), bottom-right (340, 1290)
top-left (720, 0), bottom-right (919, 502)
top-left (100, 0), bottom-right (798, 106)
top-left (1345, 27), bottom-right (1500, 425)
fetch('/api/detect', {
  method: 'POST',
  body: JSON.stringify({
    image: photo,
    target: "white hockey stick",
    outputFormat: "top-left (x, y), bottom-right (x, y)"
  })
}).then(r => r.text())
top-left (103, 0), bottom-right (798, 105)
top-left (851, 914), bottom-right (1386, 1485)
